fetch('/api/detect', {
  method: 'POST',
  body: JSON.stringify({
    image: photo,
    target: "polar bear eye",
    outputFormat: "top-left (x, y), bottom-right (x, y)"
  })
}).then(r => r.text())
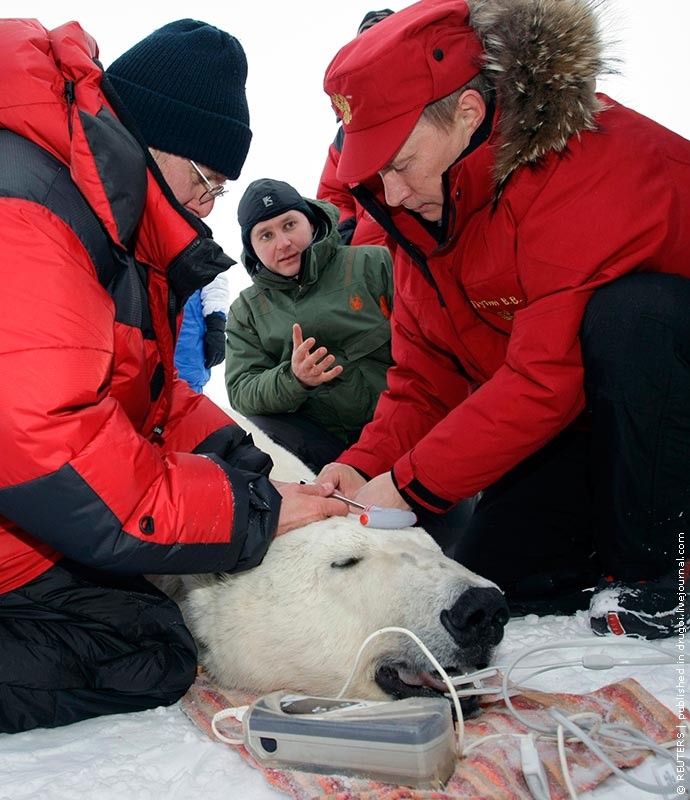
top-left (330, 557), bottom-right (362, 569)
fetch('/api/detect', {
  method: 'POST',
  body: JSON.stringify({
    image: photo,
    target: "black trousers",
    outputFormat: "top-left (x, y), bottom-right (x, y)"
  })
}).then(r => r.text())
top-left (427, 273), bottom-right (690, 611)
top-left (0, 559), bottom-right (197, 734)
top-left (248, 412), bottom-right (352, 474)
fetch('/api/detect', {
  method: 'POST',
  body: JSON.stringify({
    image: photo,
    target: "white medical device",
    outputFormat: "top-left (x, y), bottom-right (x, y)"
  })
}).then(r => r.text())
top-left (242, 691), bottom-right (457, 788)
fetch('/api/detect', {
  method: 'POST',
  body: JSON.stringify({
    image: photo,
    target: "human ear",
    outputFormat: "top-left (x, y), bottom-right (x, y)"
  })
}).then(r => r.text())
top-left (456, 89), bottom-right (486, 135)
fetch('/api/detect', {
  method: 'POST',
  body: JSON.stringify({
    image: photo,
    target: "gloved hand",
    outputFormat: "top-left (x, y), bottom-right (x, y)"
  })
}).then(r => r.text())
top-left (203, 312), bottom-right (227, 369)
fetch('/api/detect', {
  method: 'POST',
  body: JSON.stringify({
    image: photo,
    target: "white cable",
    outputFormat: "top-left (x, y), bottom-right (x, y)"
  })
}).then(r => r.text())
top-left (557, 724), bottom-right (579, 800)
top-left (463, 731), bottom-right (524, 754)
top-left (597, 723), bottom-right (677, 761)
top-left (502, 660), bottom-right (583, 689)
top-left (501, 638), bottom-right (674, 735)
top-left (549, 709), bottom-right (675, 795)
top-left (496, 638), bottom-right (676, 798)
top-left (334, 626), bottom-right (467, 753)
top-left (210, 705), bottom-right (247, 745)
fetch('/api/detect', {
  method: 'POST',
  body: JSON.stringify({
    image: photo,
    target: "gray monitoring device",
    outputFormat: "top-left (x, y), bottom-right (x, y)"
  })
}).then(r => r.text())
top-left (242, 691), bottom-right (458, 788)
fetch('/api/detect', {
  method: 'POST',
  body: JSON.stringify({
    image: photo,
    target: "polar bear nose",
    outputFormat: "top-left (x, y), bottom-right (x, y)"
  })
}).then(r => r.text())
top-left (441, 587), bottom-right (509, 647)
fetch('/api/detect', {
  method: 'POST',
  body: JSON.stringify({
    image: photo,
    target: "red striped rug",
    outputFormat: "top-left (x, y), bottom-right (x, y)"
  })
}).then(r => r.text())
top-left (182, 674), bottom-right (681, 800)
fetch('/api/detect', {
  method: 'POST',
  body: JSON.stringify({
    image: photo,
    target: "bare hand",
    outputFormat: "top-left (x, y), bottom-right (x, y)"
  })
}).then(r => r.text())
top-left (291, 323), bottom-right (343, 387)
top-left (272, 480), bottom-right (348, 536)
top-left (354, 472), bottom-right (412, 511)
top-left (314, 462), bottom-right (366, 498)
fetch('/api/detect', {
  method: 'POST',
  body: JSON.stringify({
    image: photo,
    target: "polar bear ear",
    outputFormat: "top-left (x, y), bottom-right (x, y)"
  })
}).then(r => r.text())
top-left (330, 557), bottom-right (362, 569)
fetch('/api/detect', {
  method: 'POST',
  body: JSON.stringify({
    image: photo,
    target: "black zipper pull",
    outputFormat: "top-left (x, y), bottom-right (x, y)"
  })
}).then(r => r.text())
top-left (64, 80), bottom-right (75, 137)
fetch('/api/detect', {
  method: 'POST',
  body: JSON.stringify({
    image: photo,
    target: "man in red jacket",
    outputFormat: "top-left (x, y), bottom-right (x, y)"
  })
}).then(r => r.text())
top-left (320, 0), bottom-right (690, 639)
top-left (0, 18), bottom-right (345, 734)
top-left (316, 9), bottom-right (393, 247)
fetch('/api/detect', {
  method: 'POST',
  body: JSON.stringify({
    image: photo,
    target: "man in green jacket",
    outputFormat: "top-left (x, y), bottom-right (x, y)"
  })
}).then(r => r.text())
top-left (225, 178), bottom-right (394, 472)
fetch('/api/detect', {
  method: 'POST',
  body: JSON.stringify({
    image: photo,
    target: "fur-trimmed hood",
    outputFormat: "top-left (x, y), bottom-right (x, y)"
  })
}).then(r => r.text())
top-left (467, 0), bottom-right (615, 190)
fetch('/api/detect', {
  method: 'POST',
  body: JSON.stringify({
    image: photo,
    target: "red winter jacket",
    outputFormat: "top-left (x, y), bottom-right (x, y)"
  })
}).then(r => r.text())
top-left (0, 20), bottom-right (279, 594)
top-left (317, 128), bottom-right (389, 248)
top-left (339, 97), bottom-right (690, 512)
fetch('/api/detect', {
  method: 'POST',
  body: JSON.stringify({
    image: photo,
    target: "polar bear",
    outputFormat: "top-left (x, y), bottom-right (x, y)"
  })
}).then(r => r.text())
top-left (168, 417), bottom-right (508, 709)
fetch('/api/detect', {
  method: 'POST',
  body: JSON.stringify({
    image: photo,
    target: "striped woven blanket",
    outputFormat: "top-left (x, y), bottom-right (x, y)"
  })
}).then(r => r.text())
top-left (181, 673), bottom-right (679, 800)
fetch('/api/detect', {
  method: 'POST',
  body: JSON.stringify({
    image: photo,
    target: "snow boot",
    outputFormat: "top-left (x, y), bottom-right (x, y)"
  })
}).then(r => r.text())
top-left (588, 570), bottom-right (686, 639)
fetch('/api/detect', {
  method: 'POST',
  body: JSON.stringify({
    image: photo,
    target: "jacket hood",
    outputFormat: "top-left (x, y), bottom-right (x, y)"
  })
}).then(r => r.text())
top-left (0, 18), bottom-right (231, 295)
top-left (467, 0), bottom-right (615, 190)
top-left (240, 197), bottom-right (340, 285)
top-left (0, 19), bottom-right (148, 248)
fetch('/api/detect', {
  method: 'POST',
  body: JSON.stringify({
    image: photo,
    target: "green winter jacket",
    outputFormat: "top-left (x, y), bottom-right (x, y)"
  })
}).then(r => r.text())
top-left (225, 199), bottom-right (394, 442)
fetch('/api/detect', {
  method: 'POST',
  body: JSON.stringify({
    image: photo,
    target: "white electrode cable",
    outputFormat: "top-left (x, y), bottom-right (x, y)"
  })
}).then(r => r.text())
top-left (549, 708), bottom-right (676, 796)
top-left (501, 638), bottom-right (675, 735)
top-left (334, 625), bottom-right (468, 753)
top-left (557, 723), bottom-right (578, 800)
top-left (211, 704), bottom-right (247, 745)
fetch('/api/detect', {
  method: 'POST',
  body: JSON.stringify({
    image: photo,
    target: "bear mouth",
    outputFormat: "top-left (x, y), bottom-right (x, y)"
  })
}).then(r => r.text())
top-left (374, 663), bottom-right (480, 717)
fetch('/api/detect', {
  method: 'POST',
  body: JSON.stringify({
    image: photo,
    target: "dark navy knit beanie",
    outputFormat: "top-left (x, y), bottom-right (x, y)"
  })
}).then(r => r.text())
top-left (105, 19), bottom-right (251, 180)
top-left (238, 178), bottom-right (314, 254)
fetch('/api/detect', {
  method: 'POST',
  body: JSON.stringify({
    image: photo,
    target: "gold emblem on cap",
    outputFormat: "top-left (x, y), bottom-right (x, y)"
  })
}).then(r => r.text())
top-left (331, 93), bottom-right (352, 125)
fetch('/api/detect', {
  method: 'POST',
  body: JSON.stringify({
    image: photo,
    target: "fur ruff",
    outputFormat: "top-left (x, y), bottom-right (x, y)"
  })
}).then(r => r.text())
top-left (467, 0), bottom-right (616, 190)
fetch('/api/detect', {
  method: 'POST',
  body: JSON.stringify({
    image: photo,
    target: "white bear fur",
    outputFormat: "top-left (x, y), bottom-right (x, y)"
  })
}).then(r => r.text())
top-left (170, 414), bottom-right (499, 699)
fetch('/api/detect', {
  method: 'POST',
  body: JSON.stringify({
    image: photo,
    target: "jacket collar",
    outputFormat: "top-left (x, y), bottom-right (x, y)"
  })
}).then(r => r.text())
top-left (467, 0), bottom-right (612, 192)
top-left (0, 20), bottom-right (147, 249)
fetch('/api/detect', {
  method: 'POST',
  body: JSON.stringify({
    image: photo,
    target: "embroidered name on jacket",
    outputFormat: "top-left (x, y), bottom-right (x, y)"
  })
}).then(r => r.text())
top-left (470, 295), bottom-right (523, 323)
top-left (470, 295), bottom-right (522, 310)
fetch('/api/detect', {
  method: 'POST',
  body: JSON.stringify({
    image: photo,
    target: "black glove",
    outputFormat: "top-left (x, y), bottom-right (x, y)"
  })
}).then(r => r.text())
top-left (203, 312), bottom-right (227, 369)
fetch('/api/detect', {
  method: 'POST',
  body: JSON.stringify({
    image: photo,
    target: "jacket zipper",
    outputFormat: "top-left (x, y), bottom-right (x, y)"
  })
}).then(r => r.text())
top-left (64, 80), bottom-right (75, 137)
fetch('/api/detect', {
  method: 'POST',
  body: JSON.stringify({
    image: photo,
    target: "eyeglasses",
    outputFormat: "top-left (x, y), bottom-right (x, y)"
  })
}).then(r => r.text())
top-left (189, 160), bottom-right (227, 204)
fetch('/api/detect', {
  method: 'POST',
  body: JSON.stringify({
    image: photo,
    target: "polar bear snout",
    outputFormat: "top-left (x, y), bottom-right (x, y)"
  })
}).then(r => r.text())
top-left (441, 586), bottom-right (509, 652)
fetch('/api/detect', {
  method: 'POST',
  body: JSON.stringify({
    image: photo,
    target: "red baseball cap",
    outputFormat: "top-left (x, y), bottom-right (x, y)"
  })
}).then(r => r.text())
top-left (323, 0), bottom-right (485, 183)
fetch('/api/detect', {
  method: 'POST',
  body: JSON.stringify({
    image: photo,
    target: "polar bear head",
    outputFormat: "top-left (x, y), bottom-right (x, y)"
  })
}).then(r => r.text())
top-left (169, 414), bottom-right (508, 709)
top-left (178, 515), bottom-right (508, 710)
